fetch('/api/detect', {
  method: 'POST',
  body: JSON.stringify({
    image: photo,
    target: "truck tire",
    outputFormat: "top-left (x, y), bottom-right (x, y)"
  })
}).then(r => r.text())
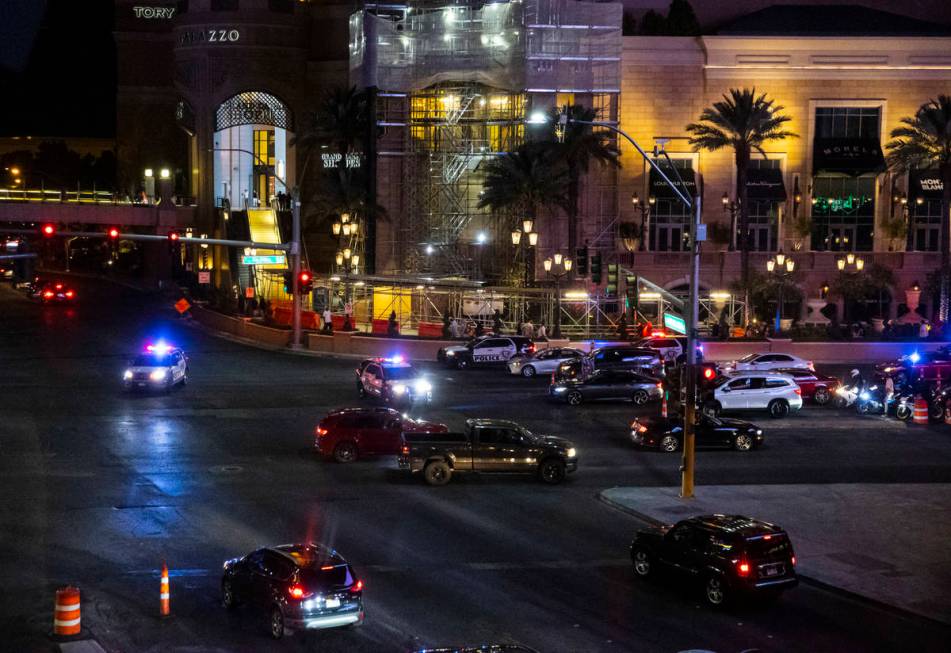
top-left (538, 459), bottom-right (566, 484)
top-left (423, 460), bottom-right (452, 486)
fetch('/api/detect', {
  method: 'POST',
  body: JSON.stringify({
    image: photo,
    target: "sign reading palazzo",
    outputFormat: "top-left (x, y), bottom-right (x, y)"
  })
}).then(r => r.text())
top-left (179, 29), bottom-right (241, 45)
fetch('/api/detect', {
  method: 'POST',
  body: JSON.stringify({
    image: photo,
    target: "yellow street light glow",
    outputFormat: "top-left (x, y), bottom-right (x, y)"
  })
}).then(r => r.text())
top-left (335, 252), bottom-right (344, 266)
top-left (144, 168), bottom-right (154, 178)
top-left (710, 292), bottom-right (731, 300)
top-left (543, 258), bottom-right (553, 272)
top-left (563, 258), bottom-right (573, 272)
top-left (522, 219), bottom-right (533, 233)
top-left (553, 252), bottom-right (563, 265)
top-left (349, 222), bottom-right (358, 235)
top-left (564, 291), bottom-right (589, 300)
top-left (343, 247), bottom-right (352, 259)
top-left (528, 232), bottom-right (538, 246)
top-left (160, 168), bottom-right (171, 179)
top-left (341, 213), bottom-right (350, 223)
top-left (766, 259), bottom-right (776, 272)
top-left (846, 252), bottom-right (855, 265)
top-left (10, 167), bottom-right (20, 175)
top-left (332, 222), bottom-right (341, 235)
top-left (511, 230), bottom-right (521, 245)
top-left (351, 254), bottom-right (360, 266)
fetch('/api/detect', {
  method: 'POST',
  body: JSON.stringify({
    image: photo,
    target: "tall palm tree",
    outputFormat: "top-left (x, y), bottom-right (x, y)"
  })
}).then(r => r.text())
top-left (886, 95), bottom-right (951, 321)
top-left (478, 142), bottom-right (569, 283)
top-left (686, 89), bottom-right (797, 301)
top-left (292, 86), bottom-right (369, 185)
top-left (540, 105), bottom-right (619, 274)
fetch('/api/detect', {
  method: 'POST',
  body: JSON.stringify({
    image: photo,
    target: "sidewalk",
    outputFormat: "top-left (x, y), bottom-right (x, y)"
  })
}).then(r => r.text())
top-left (600, 483), bottom-right (951, 625)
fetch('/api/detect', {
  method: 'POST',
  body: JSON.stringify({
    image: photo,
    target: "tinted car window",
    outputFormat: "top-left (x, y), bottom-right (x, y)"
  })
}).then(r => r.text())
top-left (382, 365), bottom-right (417, 380)
top-left (774, 355), bottom-right (793, 362)
top-left (764, 378), bottom-right (790, 388)
top-left (264, 551), bottom-right (295, 580)
top-left (299, 565), bottom-right (353, 591)
top-left (247, 550), bottom-right (267, 573)
top-left (747, 377), bottom-right (766, 390)
top-left (497, 429), bottom-right (526, 446)
top-left (669, 524), bottom-right (693, 543)
top-left (727, 378), bottom-right (750, 390)
top-left (132, 355), bottom-right (171, 366)
top-left (477, 427), bottom-right (504, 444)
top-left (744, 534), bottom-right (792, 559)
top-left (364, 364), bottom-right (381, 378)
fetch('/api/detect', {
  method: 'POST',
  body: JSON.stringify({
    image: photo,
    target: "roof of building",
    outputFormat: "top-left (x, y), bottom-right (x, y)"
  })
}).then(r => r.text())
top-left (716, 4), bottom-right (951, 36)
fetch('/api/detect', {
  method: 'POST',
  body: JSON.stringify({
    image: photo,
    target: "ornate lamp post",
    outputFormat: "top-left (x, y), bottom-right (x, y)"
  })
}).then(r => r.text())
top-left (630, 193), bottom-right (655, 251)
top-left (544, 253), bottom-right (572, 338)
top-left (765, 252), bottom-right (795, 335)
top-left (511, 218), bottom-right (538, 286)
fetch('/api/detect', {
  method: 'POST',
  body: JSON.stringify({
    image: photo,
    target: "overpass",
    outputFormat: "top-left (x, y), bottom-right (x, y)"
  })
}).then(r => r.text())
top-left (0, 189), bottom-right (194, 229)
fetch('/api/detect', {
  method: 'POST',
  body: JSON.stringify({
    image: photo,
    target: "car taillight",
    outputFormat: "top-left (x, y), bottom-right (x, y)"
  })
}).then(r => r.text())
top-left (400, 444), bottom-right (410, 455)
top-left (350, 579), bottom-right (363, 593)
top-left (287, 584), bottom-right (311, 600)
top-left (65, 290), bottom-right (74, 298)
top-left (315, 426), bottom-right (328, 436)
top-left (794, 387), bottom-right (802, 395)
top-left (43, 291), bottom-right (54, 298)
top-left (527, 344), bottom-right (536, 354)
top-left (791, 556), bottom-right (796, 566)
top-left (55, 283), bottom-right (63, 290)
top-left (735, 559), bottom-right (750, 576)
top-left (656, 383), bottom-right (663, 389)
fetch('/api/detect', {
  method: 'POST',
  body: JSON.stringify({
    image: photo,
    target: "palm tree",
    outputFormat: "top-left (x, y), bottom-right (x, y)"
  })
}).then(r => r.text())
top-left (292, 86), bottom-right (369, 185)
top-left (686, 89), bottom-right (797, 304)
top-left (540, 105), bottom-right (619, 275)
top-left (478, 142), bottom-right (569, 283)
top-left (885, 95), bottom-right (951, 321)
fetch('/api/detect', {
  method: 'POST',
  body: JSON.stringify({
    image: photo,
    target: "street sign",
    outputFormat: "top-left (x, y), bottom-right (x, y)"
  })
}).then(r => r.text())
top-left (174, 298), bottom-right (191, 314)
top-left (241, 254), bottom-right (286, 266)
top-left (663, 312), bottom-right (687, 334)
top-left (696, 224), bottom-right (707, 241)
top-left (198, 271), bottom-right (211, 284)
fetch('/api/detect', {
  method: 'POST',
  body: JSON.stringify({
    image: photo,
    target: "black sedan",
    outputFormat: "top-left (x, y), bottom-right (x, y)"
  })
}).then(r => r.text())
top-left (221, 543), bottom-right (364, 639)
top-left (630, 413), bottom-right (764, 452)
top-left (550, 369), bottom-right (663, 406)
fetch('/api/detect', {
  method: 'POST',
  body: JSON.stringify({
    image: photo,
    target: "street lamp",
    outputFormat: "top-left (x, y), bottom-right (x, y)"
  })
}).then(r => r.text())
top-left (722, 192), bottom-right (740, 251)
top-left (544, 254), bottom-right (572, 338)
top-left (630, 192), bottom-right (654, 251)
top-left (765, 252), bottom-right (795, 335)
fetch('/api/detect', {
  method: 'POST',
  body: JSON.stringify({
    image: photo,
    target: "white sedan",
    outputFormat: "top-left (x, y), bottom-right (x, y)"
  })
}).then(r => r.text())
top-left (508, 347), bottom-right (584, 378)
top-left (723, 352), bottom-right (813, 373)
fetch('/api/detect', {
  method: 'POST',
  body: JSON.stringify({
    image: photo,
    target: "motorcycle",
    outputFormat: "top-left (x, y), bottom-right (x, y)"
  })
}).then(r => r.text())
top-left (856, 385), bottom-right (885, 415)
top-left (894, 391), bottom-right (915, 421)
top-left (832, 383), bottom-right (860, 409)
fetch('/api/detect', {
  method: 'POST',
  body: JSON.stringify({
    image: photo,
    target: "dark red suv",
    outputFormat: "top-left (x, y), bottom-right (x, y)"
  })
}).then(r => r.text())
top-left (773, 368), bottom-right (839, 404)
top-left (315, 408), bottom-right (446, 463)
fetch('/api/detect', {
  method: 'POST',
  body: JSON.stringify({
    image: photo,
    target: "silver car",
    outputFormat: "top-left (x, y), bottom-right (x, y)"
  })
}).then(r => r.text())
top-left (508, 347), bottom-right (584, 378)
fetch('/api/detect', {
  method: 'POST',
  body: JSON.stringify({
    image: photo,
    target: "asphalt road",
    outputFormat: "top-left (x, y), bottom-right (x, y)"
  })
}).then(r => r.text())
top-left (2, 278), bottom-right (950, 653)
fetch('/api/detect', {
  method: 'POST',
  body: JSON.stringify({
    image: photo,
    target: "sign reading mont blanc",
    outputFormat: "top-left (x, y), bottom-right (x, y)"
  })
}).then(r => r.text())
top-left (179, 28), bottom-right (241, 45)
top-left (133, 6), bottom-right (176, 19)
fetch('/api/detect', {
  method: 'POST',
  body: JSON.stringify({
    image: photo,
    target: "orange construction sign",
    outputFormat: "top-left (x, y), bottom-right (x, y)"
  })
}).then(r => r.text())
top-left (174, 298), bottom-right (191, 314)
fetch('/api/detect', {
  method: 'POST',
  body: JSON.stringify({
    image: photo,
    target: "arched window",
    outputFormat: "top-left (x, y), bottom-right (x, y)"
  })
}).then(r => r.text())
top-left (215, 91), bottom-right (293, 132)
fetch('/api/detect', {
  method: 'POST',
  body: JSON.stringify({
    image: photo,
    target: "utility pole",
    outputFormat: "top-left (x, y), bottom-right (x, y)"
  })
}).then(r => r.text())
top-left (290, 186), bottom-right (302, 349)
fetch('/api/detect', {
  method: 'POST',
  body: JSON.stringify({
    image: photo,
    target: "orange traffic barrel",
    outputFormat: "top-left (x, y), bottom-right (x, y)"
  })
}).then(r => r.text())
top-left (53, 586), bottom-right (81, 636)
top-left (160, 562), bottom-right (170, 617)
top-left (913, 398), bottom-right (929, 425)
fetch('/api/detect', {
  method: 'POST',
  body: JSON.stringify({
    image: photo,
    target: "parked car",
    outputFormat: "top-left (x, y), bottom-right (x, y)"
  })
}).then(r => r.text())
top-left (630, 413), bottom-right (764, 452)
top-left (315, 407), bottom-right (446, 463)
top-left (630, 515), bottom-right (798, 607)
top-left (440, 336), bottom-right (535, 369)
top-left (399, 418), bottom-right (578, 485)
top-left (221, 543), bottom-right (364, 639)
top-left (355, 356), bottom-right (433, 405)
top-left (702, 372), bottom-right (803, 418)
top-left (508, 347), bottom-right (584, 378)
top-left (635, 336), bottom-right (704, 364)
top-left (549, 369), bottom-right (663, 406)
top-left (773, 368), bottom-right (839, 405)
top-left (722, 352), bottom-right (813, 373)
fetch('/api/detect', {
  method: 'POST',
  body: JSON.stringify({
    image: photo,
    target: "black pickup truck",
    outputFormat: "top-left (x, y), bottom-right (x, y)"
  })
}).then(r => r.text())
top-left (398, 418), bottom-right (578, 486)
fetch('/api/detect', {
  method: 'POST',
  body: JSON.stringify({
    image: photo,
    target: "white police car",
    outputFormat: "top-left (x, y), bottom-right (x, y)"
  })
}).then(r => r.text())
top-left (122, 344), bottom-right (188, 392)
top-left (440, 336), bottom-right (535, 369)
top-left (356, 356), bottom-right (432, 405)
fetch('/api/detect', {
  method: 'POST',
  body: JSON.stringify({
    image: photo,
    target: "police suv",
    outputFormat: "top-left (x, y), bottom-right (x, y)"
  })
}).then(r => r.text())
top-left (440, 336), bottom-right (535, 369)
top-left (355, 356), bottom-right (433, 405)
top-left (122, 343), bottom-right (188, 392)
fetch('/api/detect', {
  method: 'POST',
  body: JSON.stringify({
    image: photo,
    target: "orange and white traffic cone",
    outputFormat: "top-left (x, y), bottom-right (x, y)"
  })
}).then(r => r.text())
top-left (159, 562), bottom-right (170, 617)
top-left (53, 586), bottom-right (81, 637)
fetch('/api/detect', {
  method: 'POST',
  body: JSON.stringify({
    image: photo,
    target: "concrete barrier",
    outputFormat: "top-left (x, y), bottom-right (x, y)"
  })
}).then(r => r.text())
top-left (192, 307), bottom-right (291, 348)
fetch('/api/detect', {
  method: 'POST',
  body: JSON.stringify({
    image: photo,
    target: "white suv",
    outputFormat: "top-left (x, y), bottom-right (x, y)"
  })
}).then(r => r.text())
top-left (703, 372), bottom-right (802, 418)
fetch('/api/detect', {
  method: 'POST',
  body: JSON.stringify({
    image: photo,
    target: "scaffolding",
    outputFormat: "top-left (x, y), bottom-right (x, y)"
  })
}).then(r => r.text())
top-left (352, 0), bottom-right (622, 280)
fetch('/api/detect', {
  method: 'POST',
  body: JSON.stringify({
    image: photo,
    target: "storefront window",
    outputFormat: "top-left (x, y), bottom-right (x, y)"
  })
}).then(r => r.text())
top-left (648, 159), bottom-right (694, 252)
top-left (908, 199), bottom-right (941, 251)
top-left (745, 159), bottom-right (781, 252)
top-left (815, 107), bottom-right (880, 139)
top-left (810, 176), bottom-right (875, 251)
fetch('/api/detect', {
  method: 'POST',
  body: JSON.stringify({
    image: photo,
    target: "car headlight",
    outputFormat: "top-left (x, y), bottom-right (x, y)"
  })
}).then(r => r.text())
top-left (836, 387), bottom-right (847, 396)
top-left (566, 447), bottom-right (577, 458)
top-left (392, 383), bottom-right (407, 395)
top-left (123, 370), bottom-right (133, 381)
top-left (415, 379), bottom-right (432, 394)
top-left (446, 351), bottom-right (455, 357)
top-left (554, 387), bottom-right (567, 393)
top-left (755, 429), bottom-right (763, 436)
top-left (859, 392), bottom-right (870, 400)
top-left (150, 369), bottom-right (168, 381)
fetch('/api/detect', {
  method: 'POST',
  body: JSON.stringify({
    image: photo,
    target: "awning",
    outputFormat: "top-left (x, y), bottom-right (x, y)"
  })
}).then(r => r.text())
top-left (649, 165), bottom-right (697, 200)
top-left (746, 167), bottom-right (787, 201)
top-left (909, 169), bottom-right (945, 200)
top-left (813, 138), bottom-right (886, 176)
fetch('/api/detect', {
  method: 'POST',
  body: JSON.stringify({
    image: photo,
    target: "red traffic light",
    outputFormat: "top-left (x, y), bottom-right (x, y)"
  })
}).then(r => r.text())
top-left (168, 231), bottom-right (180, 241)
top-left (41, 223), bottom-right (56, 237)
top-left (108, 228), bottom-right (120, 239)
top-left (703, 367), bottom-right (715, 380)
top-left (299, 271), bottom-right (311, 283)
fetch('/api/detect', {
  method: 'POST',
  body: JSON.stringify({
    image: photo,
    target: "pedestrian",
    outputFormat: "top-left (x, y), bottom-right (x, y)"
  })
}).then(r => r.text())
top-left (884, 374), bottom-right (895, 413)
top-left (493, 309), bottom-right (503, 334)
top-left (387, 310), bottom-right (399, 337)
top-left (535, 322), bottom-right (547, 340)
top-left (442, 313), bottom-right (451, 338)
top-left (522, 320), bottom-right (534, 338)
top-left (475, 321), bottom-right (484, 337)
top-left (919, 321), bottom-right (929, 339)
top-left (616, 313), bottom-right (628, 338)
top-left (322, 307), bottom-right (333, 333)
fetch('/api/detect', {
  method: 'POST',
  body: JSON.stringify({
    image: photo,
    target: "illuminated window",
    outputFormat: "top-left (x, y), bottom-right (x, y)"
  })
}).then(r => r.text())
top-left (811, 176), bottom-right (874, 252)
top-left (815, 107), bottom-right (880, 139)
top-left (556, 93), bottom-right (575, 109)
top-left (649, 159), bottom-right (693, 252)
top-left (253, 130), bottom-right (275, 166)
top-left (909, 199), bottom-right (940, 252)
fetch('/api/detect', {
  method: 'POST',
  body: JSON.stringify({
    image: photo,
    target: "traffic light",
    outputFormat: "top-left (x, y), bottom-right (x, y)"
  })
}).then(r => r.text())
top-left (167, 231), bottom-right (180, 242)
top-left (590, 252), bottom-right (602, 284)
top-left (698, 363), bottom-right (718, 388)
top-left (606, 263), bottom-right (618, 298)
top-left (575, 247), bottom-right (588, 275)
top-left (107, 228), bottom-right (120, 240)
top-left (283, 270), bottom-right (293, 294)
top-left (298, 269), bottom-right (314, 293)
top-left (41, 223), bottom-right (56, 237)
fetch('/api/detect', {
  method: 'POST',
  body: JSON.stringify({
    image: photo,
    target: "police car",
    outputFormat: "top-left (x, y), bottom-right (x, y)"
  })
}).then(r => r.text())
top-left (122, 343), bottom-right (188, 392)
top-left (441, 336), bottom-right (534, 369)
top-left (355, 356), bottom-right (433, 405)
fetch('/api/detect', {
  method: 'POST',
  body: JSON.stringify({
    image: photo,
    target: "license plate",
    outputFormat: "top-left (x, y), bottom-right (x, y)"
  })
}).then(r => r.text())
top-left (324, 597), bottom-right (340, 608)
top-left (136, 382), bottom-right (147, 387)
top-left (762, 565), bottom-right (783, 577)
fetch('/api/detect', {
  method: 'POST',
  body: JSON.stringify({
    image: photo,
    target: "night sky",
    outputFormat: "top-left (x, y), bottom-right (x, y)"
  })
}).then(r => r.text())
top-left (0, 0), bottom-right (115, 138)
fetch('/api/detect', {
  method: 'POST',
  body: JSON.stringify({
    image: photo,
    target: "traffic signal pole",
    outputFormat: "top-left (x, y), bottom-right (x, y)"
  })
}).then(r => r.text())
top-left (290, 187), bottom-right (302, 349)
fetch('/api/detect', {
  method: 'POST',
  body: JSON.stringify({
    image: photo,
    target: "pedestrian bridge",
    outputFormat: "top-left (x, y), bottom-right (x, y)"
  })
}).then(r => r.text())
top-left (0, 189), bottom-right (194, 229)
